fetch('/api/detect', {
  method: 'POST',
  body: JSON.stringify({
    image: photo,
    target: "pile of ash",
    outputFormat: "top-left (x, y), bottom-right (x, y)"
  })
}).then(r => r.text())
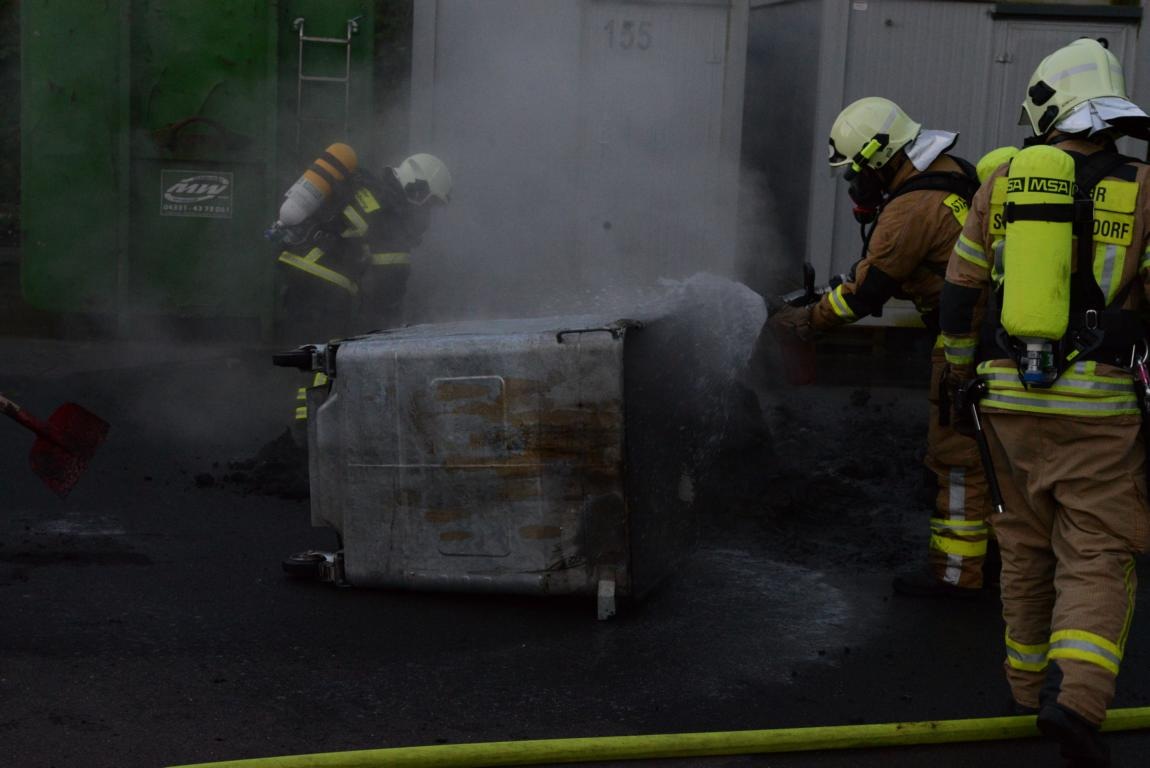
top-left (213, 428), bottom-right (310, 500)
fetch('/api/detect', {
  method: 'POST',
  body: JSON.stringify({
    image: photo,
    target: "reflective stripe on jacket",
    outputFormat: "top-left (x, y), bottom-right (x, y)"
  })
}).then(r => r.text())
top-left (975, 362), bottom-right (1139, 417)
top-left (370, 252), bottom-right (411, 266)
top-left (278, 248), bottom-right (359, 295)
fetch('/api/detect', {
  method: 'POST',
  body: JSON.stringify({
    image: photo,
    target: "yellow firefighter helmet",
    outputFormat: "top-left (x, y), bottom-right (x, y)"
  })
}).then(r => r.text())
top-left (828, 97), bottom-right (922, 177)
top-left (1020, 38), bottom-right (1127, 137)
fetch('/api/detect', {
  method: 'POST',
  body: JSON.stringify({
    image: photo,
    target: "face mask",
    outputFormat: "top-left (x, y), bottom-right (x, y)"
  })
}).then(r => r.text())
top-left (848, 169), bottom-right (884, 224)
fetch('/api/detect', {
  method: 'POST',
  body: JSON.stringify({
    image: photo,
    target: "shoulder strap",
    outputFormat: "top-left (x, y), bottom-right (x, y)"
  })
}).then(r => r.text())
top-left (1067, 151), bottom-right (1139, 312)
top-left (1071, 150), bottom-right (1138, 195)
top-left (953, 156), bottom-right (980, 187)
top-left (888, 155), bottom-right (980, 203)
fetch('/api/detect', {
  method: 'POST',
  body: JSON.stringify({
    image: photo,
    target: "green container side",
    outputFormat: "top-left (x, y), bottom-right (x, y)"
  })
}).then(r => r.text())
top-left (127, 0), bottom-right (278, 319)
top-left (21, 0), bottom-right (378, 326)
top-left (277, 0), bottom-right (375, 184)
top-left (21, 0), bottom-right (127, 313)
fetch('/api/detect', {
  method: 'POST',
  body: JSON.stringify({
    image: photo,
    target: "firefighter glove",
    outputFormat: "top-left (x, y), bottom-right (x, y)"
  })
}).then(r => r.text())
top-left (767, 303), bottom-right (815, 344)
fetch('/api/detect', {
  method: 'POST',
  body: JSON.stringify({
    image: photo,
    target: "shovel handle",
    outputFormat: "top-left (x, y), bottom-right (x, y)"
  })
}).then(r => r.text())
top-left (0, 393), bottom-right (27, 423)
top-left (0, 394), bottom-right (66, 448)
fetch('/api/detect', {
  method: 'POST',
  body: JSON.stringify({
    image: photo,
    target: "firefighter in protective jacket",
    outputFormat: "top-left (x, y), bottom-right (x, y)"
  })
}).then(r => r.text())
top-left (940, 38), bottom-right (1150, 766)
top-left (768, 97), bottom-right (993, 598)
top-left (270, 148), bottom-right (452, 427)
top-left (272, 149), bottom-right (452, 341)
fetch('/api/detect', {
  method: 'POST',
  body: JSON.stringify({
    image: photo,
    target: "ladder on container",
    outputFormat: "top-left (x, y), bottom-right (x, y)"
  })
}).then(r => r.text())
top-left (293, 16), bottom-right (362, 158)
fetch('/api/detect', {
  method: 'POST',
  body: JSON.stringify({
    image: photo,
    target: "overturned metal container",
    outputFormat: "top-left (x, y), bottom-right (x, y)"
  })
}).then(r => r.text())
top-left (278, 278), bottom-right (768, 617)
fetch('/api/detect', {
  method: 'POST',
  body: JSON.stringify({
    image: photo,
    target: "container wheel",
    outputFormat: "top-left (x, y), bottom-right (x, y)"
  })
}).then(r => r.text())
top-left (282, 550), bottom-right (326, 580)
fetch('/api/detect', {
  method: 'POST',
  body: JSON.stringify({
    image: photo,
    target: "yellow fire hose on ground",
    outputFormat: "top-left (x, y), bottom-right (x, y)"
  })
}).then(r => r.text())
top-left (169, 707), bottom-right (1150, 768)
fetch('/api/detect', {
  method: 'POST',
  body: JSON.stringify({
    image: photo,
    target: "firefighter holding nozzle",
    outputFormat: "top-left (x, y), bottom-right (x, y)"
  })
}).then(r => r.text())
top-left (768, 97), bottom-right (997, 599)
top-left (940, 38), bottom-right (1150, 767)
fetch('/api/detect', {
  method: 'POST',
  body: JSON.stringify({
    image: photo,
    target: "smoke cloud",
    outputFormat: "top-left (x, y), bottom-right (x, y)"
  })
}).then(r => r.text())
top-left (402, 2), bottom-right (757, 324)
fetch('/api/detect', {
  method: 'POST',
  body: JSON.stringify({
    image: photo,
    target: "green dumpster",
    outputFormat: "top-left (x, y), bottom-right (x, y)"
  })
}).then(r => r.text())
top-left (21, 0), bottom-right (375, 335)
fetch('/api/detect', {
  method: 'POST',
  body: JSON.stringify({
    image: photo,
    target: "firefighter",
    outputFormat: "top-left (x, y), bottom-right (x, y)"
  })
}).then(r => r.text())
top-left (940, 38), bottom-right (1150, 766)
top-left (273, 148), bottom-right (452, 341)
top-left (767, 97), bottom-right (993, 598)
top-left (270, 148), bottom-right (452, 442)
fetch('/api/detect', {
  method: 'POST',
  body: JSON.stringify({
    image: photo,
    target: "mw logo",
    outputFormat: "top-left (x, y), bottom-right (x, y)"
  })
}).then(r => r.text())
top-left (164, 175), bottom-right (231, 204)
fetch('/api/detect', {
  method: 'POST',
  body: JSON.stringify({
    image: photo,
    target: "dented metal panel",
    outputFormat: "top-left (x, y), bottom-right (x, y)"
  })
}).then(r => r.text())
top-left (310, 319), bottom-right (634, 596)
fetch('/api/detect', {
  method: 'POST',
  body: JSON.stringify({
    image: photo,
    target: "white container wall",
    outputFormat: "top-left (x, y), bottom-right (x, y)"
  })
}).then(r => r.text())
top-left (409, 0), bottom-right (749, 320)
top-left (806, 0), bottom-right (1143, 325)
top-left (744, 0), bottom-right (1146, 324)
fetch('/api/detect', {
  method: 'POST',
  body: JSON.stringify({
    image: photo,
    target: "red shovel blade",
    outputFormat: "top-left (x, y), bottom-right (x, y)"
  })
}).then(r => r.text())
top-left (29, 403), bottom-right (110, 498)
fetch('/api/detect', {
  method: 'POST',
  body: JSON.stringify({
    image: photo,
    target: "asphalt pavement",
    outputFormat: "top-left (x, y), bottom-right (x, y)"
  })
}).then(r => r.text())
top-left (2, 336), bottom-right (1149, 768)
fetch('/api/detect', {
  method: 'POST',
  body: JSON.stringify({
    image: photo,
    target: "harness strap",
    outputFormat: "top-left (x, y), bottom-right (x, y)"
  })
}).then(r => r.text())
top-left (278, 249), bottom-right (360, 295)
top-left (319, 150), bottom-right (353, 180)
top-left (308, 161), bottom-right (338, 188)
top-left (1003, 200), bottom-right (1093, 224)
top-left (1067, 151), bottom-right (1136, 313)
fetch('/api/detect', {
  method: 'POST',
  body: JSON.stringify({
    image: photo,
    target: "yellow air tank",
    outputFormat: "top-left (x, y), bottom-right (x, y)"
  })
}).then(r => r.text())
top-left (276, 143), bottom-right (359, 228)
top-left (1000, 144), bottom-right (1075, 342)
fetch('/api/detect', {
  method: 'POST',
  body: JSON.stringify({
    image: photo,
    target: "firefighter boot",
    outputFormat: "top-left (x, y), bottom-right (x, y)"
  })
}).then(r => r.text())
top-left (1037, 703), bottom-right (1109, 768)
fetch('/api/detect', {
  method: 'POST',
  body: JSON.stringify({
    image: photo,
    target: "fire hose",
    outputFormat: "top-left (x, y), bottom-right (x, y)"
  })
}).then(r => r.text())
top-left (166, 707), bottom-right (1150, 768)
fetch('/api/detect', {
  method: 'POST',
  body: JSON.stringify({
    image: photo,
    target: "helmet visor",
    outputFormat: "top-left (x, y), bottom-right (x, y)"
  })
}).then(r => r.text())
top-left (403, 179), bottom-right (433, 206)
top-left (828, 141), bottom-right (849, 167)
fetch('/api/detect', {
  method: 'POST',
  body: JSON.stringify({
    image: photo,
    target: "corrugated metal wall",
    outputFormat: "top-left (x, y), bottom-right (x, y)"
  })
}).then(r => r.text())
top-left (796, 0), bottom-right (1144, 325)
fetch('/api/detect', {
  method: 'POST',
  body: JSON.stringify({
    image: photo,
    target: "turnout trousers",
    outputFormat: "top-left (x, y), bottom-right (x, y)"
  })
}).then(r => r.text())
top-left (983, 411), bottom-right (1150, 725)
top-left (925, 348), bottom-right (994, 587)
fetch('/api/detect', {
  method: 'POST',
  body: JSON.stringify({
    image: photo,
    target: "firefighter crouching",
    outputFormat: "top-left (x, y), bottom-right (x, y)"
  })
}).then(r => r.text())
top-left (768, 97), bottom-right (995, 598)
top-left (271, 148), bottom-right (452, 341)
top-left (269, 148), bottom-right (452, 442)
top-left (940, 38), bottom-right (1150, 767)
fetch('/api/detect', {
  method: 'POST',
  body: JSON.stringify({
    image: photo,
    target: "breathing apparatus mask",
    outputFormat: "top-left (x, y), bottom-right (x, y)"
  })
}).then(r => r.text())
top-left (842, 134), bottom-right (891, 225)
top-left (847, 169), bottom-right (884, 224)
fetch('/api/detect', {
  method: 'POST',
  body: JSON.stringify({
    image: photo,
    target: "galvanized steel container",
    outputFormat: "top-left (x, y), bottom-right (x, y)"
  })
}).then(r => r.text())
top-left (294, 277), bottom-right (768, 614)
top-left (304, 316), bottom-right (678, 614)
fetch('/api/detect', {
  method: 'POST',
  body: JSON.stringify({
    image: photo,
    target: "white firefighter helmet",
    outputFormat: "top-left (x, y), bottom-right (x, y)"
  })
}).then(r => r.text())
top-left (828, 97), bottom-right (922, 176)
top-left (1020, 38), bottom-right (1127, 137)
top-left (394, 153), bottom-right (453, 205)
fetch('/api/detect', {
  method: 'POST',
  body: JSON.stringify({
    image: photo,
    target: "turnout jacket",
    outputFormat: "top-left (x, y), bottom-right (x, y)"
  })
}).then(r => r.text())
top-left (940, 138), bottom-right (1150, 418)
top-left (277, 169), bottom-right (428, 297)
top-left (812, 155), bottom-right (970, 332)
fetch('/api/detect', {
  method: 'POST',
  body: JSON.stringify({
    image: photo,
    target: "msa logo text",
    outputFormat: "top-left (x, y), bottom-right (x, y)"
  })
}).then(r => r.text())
top-left (1006, 176), bottom-right (1073, 196)
top-left (164, 175), bottom-right (231, 203)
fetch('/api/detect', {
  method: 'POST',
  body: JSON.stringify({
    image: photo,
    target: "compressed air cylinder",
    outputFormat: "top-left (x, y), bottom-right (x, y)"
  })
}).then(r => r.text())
top-left (1000, 144), bottom-right (1075, 342)
top-left (277, 143), bottom-right (359, 227)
